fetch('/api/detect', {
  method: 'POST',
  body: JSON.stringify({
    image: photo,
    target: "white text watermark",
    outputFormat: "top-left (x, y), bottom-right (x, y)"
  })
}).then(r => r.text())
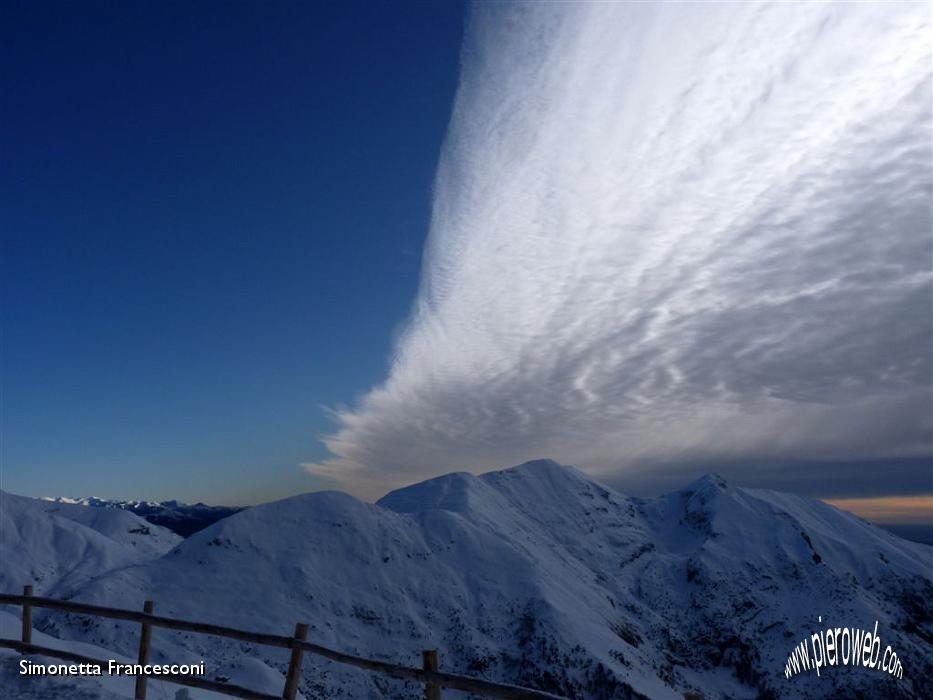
top-left (784, 619), bottom-right (904, 680)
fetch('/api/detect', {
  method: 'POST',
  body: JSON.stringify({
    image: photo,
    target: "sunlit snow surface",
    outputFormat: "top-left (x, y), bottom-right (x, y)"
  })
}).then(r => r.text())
top-left (5, 462), bottom-right (930, 698)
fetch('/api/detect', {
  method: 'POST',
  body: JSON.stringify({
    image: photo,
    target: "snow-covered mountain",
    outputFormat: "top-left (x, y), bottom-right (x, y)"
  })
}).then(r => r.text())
top-left (40, 495), bottom-right (242, 537)
top-left (0, 490), bottom-right (180, 597)
top-left (5, 461), bottom-right (932, 699)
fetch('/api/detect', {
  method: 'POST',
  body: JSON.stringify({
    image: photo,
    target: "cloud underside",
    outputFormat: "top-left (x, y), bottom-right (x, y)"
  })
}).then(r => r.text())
top-left (307, 1), bottom-right (933, 499)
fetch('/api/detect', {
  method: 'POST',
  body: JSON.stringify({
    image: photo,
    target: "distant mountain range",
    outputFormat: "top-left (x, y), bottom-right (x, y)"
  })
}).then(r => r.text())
top-left (3, 460), bottom-right (931, 699)
top-left (40, 495), bottom-right (243, 537)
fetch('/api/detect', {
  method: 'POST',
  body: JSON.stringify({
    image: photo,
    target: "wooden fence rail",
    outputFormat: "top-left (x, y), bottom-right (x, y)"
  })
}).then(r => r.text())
top-left (0, 587), bottom-right (565, 700)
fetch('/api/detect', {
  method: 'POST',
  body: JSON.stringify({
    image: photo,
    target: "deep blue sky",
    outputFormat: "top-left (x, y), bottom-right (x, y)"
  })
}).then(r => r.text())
top-left (1, 1), bottom-right (467, 504)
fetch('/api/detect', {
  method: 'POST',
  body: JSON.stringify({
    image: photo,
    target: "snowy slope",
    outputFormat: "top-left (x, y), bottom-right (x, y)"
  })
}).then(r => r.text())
top-left (10, 462), bottom-right (933, 699)
top-left (0, 490), bottom-right (180, 596)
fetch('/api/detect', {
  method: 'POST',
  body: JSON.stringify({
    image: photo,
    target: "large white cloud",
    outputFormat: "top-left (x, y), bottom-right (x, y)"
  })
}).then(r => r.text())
top-left (307, 1), bottom-right (932, 498)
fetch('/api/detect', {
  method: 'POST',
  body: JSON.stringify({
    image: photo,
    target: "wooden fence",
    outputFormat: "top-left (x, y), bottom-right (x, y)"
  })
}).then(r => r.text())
top-left (0, 586), bottom-right (565, 700)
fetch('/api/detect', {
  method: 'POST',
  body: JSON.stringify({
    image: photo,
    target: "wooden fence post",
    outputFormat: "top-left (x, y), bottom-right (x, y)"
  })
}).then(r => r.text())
top-left (423, 649), bottom-right (441, 700)
top-left (21, 585), bottom-right (33, 645)
top-left (134, 600), bottom-right (154, 700)
top-left (282, 622), bottom-right (308, 700)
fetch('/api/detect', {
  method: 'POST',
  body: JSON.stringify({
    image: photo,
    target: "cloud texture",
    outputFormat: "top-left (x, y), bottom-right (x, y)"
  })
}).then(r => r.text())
top-left (308, 1), bottom-right (933, 498)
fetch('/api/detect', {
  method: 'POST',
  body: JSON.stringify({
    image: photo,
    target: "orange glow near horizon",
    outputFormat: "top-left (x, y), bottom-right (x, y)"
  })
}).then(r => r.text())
top-left (824, 495), bottom-right (933, 524)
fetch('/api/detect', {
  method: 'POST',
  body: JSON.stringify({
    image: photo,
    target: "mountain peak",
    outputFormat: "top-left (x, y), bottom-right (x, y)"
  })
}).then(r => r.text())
top-left (683, 472), bottom-right (730, 493)
top-left (484, 458), bottom-right (591, 484)
top-left (507, 458), bottom-right (566, 473)
top-left (377, 460), bottom-right (595, 516)
top-left (376, 471), bottom-right (483, 514)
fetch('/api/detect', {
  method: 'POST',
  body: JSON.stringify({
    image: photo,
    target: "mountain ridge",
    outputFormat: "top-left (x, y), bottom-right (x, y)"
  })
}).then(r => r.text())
top-left (38, 494), bottom-right (243, 537)
top-left (5, 461), bottom-right (931, 699)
